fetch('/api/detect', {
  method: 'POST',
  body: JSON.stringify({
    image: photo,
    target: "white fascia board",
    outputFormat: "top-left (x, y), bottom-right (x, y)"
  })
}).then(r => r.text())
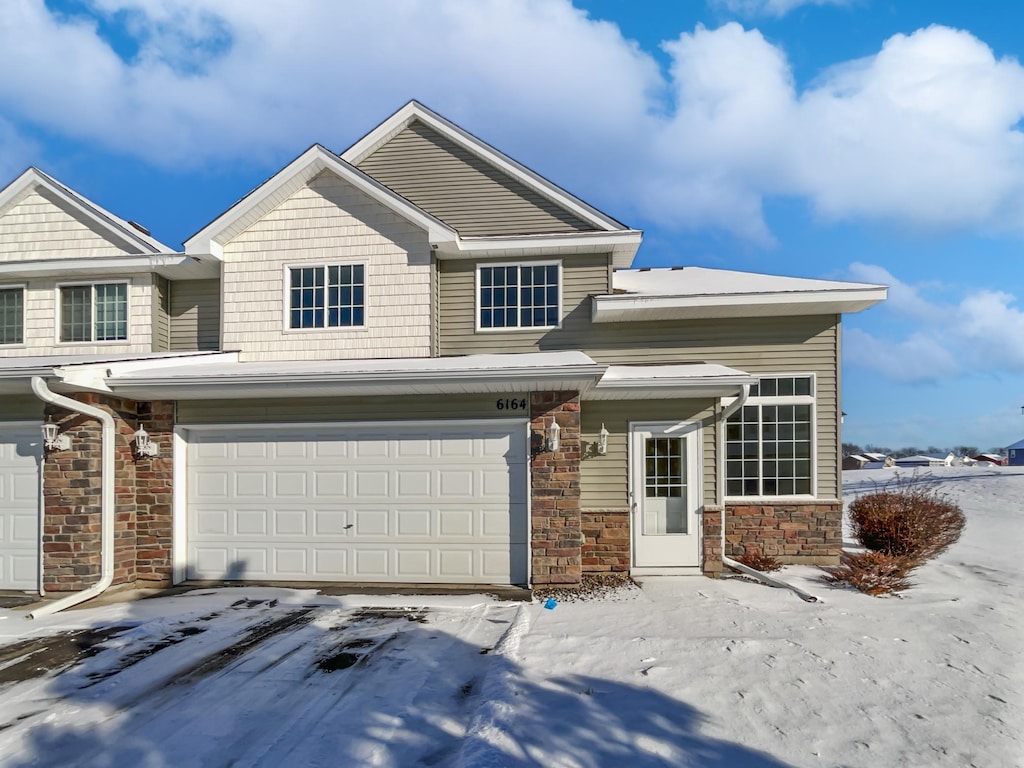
top-left (0, 168), bottom-right (169, 254)
top-left (184, 145), bottom-right (457, 257)
top-left (436, 230), bottom-right (643, 261)
top-left (53, 352), bottom-right (241, 394)
top-left (341, 100), bottom-right (628, 233)
top-left (586, 364), bottom-right (755, 400)
top-left (591, 287), bottom-right (889, 322)
top-left (0, 254), bottom-right (218, 280)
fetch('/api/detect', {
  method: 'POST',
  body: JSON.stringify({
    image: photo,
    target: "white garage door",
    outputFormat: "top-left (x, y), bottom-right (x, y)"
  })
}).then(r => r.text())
top-left (0, 424), bottom-right (41, 592)
top-left (185, 422), bottom-right (528, 585)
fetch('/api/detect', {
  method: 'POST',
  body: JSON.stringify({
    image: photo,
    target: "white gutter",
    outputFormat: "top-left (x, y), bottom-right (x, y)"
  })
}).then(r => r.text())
top-left (28, 377), bottom-right (115, 619)
top-left (714, 384), bottom-right (820, 602)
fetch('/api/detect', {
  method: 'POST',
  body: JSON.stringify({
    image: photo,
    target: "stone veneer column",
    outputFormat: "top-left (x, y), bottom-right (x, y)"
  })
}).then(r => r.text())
top-left (529, 391), bottom-right (581, 586)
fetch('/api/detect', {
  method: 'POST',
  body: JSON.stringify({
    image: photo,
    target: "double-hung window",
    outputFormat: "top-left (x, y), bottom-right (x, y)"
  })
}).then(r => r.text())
top-left (726, 375), bottom-right (815, 497)
top-left (288, 264), bottom-right (365, 329)
top-left (478, 262), bottom-right (560, 330)
top-left (59, 283), bottom-right (128, 342)
top-left (0, 287), bottom-right (24, 345)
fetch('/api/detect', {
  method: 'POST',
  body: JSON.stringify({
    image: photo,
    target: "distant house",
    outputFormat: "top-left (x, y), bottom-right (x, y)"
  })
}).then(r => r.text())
top-left (895, 453), bottom-right (951, 468)
top-left (1008, 440), bottom-right (1024, 466)
top-left (842, 454), bottom-right (892, 470)
top-left (843, 454), bottom-right (870, 470)
top-left (972, 453), bottom-right (1006, 466)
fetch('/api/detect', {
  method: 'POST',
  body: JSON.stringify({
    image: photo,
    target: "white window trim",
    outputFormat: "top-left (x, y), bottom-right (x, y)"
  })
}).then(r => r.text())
top-left (54, 280), bottom-right (130, 346)
top-left (281, 260), bottom-right (369, 334)
top-left (0, 283), bottom-right (27, 348)
top-left (474, 260), bottom-right (563, 333)
top-left (723, 372), bottom-right (818, 501)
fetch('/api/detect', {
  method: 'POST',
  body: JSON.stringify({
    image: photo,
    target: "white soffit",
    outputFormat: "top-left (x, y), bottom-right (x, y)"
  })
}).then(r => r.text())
top-left (593, 267), bottom-right (888, 321)
top-left (586, 363), bottom-right (756, 400)
top-left (183, 145), bottom-right (457, 258)
top-left (341, 100), bottom-right (630, 234)
top-left (0, 168), bottom-right (170, 254)
top-left (436, 230), bottom-right (642, 266)
top-left (99, 351), bottom-right (606, 400)
top-left (0, 254), bottom-right (218, 280)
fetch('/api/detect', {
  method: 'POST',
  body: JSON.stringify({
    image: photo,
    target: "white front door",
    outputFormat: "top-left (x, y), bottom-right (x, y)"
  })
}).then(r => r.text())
top-left (630, 422), bottom-right (702, 571)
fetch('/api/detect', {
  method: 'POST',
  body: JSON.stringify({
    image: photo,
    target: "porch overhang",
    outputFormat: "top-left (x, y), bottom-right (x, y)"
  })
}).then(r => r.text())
top-left (585, 363), bottom-right (756, 400)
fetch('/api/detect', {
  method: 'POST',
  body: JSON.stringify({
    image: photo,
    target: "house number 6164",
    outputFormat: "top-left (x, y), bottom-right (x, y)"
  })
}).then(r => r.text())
top-left (496, 398), bottom-right (527, 411)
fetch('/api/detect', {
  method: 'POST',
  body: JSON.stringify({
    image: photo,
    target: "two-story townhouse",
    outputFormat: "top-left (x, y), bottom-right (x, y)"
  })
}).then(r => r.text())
top-left (0, 101), bottom-right (886, 609)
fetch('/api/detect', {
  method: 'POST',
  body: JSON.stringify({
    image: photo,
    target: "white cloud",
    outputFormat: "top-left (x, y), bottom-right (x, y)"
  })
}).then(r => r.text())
top-left (0, 118), bottom-right (37, 182)
top-left (710, 0), bottom-right (852, 19)
top-left (3, 3), bottom-right (1024, 244)
top-left (844, 265), bottom-right (1024, 381)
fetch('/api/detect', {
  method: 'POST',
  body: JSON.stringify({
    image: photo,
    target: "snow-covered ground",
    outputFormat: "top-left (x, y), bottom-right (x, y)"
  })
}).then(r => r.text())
top-left (0, 466), bottom-right (1020, 767)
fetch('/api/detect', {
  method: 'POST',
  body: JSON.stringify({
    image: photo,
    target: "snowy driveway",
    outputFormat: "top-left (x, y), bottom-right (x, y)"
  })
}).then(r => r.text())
top-left (0, 589), bottom-right (520, 767)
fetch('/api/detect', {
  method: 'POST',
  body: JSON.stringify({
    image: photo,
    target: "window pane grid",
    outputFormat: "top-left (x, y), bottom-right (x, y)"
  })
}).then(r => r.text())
top-left (289, 265), bottom-right (365, 329)
top-left (645, 437), bottom-right (685, 499)
top-left (726, 377), bottom-right (814, 497)
top-left (61, 285), bottom-right (93, 342)
top-left (0, 288), bottom-right (23, 345)
top-left (94, 283), bottom-right (127, 341)
top-left (479, 264), bottom-right (558, 329)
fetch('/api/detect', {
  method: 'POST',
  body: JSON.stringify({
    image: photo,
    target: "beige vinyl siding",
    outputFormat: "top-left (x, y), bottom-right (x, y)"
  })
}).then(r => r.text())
top-left (170, 279), bottom-right (220, 351)
top-left (220, 171), bottom-right (432, 362)
top-left (355, 120), bottom-right (596, 236)
top-left (0, 396), bottom-right (41, 422)
top-left (151, 275), bottom-right (170, 352)
top-left (0, 189), bottom-right (136, 261)
top-left (0, 274), bottom-right (152, 357)
top-left (438, 254), bottom-right (611, 355)
top-left (581, 399), bottom-right (717, 510)
top-left (178, 394), bottom-right (518, 425)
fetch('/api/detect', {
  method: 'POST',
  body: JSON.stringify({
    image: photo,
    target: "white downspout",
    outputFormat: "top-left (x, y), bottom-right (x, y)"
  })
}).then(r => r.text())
top-left (28, 376), bottom-right (116, 619)
top-left (715, 383), bottom-right (819, 603)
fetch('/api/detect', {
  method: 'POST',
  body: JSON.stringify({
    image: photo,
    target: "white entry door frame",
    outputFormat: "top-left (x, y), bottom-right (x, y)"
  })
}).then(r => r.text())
top-left (629, 421), bottom-right (703, 575)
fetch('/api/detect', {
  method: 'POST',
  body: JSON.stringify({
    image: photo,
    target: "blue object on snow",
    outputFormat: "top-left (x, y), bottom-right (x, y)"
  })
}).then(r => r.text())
top-left (543, 598), bottom-right (557, 610)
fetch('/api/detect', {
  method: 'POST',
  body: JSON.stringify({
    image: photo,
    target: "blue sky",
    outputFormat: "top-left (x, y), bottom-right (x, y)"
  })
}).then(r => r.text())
top-left (1, 0), bottom-right (1023, 452)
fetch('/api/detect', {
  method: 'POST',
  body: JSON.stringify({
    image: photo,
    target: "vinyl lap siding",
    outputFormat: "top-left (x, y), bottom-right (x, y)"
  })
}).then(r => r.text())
top-left (355, 121), bottom-right (596, 236)
top-left (170, 279), bottom-right (220, 351)
top-left (220, 172), bottom-right (432, 362)
top-left (151, 275), bottom-right (170, 352)
top-left (438, 254), bottom-right (611, 355)
top-left (0, 189), bottom-right (135, 261)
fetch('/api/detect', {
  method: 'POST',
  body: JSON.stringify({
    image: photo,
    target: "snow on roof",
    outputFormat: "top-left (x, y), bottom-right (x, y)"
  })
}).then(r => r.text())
top-left (612, 266), bottom-right (883, 297)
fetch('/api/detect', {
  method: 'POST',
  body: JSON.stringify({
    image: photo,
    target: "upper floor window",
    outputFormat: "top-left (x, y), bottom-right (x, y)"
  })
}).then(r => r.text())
top-left (289, 264), bottom-right (364, 329)
top-left (0, 287), bottom-right (24, 345)
top-left (60, 283), bottom-right (127, 343)
top-left (478, 263), bottom-right (560, 330)
top-left (726, 375), bottom-right (815, 497)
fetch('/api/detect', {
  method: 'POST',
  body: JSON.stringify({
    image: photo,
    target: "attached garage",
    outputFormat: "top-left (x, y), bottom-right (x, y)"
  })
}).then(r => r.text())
top-left (0, 424), bottom-right (41, 592)
top-left (180, 421), bottom-right (529, 585)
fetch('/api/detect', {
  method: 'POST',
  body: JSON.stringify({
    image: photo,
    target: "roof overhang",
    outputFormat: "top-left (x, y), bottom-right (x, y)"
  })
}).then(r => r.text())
top-left (89, 351), bottom-right (605, 400)
top-left (0, 253), bottom-right (219, 281)
top-left (592, 287), bottom-right (888, 322)
top-left (586, 364), bottom-right (756, 400)
top-left (435, 230), bottom-right (642, 267)
top-left (184, 145), bottom-right (458, 259)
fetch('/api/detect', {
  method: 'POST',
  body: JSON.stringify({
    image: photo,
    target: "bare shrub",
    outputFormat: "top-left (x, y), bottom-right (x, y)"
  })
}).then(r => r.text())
top-left (735, 548), bottom-right (783, 573)
top-left (822, 551), bottom-right (914, 595)
top-left (848, 478), bottom-right (965, 564)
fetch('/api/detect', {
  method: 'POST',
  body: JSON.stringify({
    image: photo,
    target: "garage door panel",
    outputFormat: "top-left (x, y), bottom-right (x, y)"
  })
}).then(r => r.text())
top-left (186, 423), bottom-right (527, 585)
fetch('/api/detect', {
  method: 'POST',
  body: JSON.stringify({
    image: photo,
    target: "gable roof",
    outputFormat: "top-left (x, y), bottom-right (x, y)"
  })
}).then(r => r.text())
top-left (184, 145), bottom-right (458, 258)
top-left (592, 266), bottom-right (888, 321)
top-left (0, 168), bottom-right (170, 254)
top-left (341, 100), bottom-right (630, 236)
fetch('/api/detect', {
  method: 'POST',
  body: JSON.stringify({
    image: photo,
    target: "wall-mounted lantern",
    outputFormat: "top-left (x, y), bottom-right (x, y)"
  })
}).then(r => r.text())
top-left (41, 417), bottom-right (71, 452)
top-left (546, 420), bottom-right (561, 453)
top-left (133, 424), bottom-right (160, 459)
top-left (597, 423), bottom-right (609, 456)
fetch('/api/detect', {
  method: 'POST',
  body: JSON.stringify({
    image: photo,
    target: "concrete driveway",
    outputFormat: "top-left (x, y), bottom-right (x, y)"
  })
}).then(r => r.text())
top-left (0, 588), bottom-right (521, 767)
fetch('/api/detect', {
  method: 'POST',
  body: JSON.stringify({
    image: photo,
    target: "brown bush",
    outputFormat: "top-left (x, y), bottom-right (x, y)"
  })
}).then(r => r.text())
top-left (822, 551), bottom-right (914, 595)
top-left (848, 479), bottom-right (965, 564)
top-left (735, 549), bottom-right (783, 573)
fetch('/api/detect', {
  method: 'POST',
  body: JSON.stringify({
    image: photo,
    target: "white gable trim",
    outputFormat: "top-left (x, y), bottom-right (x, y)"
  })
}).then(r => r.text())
top-left (341, 100), bottom-right (628, 234)
top-left (0, 168), bottom-right (171, 254)
top-left (183, 145), bottom-right (458, 259)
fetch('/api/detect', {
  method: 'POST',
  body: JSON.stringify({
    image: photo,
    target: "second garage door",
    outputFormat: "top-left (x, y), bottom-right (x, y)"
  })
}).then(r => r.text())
top-left (185, 421), bottom-right (528, 585)
top-left (0, 424), bottom-right (41, 592)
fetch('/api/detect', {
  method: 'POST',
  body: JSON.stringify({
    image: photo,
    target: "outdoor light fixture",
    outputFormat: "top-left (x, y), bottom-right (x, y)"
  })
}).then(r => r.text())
top-left (597, 423), bottom-right (609, 456)
top-left (41, 418), bottom-right (71, 452)
top-left (546, 420), bottom-right (561, 453)
top-left (133, 424), bottom-right (160, 459)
